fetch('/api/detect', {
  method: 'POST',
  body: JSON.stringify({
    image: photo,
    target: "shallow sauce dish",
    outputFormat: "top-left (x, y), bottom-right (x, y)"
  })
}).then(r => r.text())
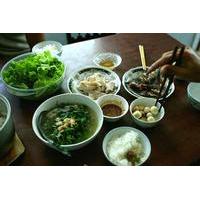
top-left (32, 93), bottom-right (103, 155)
top-left (93, 52), bottom-right (122, 70)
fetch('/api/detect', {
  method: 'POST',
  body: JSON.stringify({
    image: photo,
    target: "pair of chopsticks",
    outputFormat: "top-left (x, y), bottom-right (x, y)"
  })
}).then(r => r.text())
top-left (155, 46), bottom-right (185, 111)
top-left (139, 45), bottom-right (147, 71)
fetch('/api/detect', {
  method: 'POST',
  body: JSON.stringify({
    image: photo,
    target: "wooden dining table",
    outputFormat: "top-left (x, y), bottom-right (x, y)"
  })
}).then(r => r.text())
top-left (0, 33), bottom-right (200, 166)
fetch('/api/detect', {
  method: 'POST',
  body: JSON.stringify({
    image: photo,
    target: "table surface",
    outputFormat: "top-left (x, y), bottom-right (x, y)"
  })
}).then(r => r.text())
top-left (1, 33), bottom-right (200, 166)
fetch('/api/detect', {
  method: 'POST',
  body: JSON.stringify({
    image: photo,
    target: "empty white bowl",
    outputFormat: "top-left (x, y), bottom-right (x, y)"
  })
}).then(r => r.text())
top-left (187, 82), bottom-right (200, 111)
top-left (130, 97), bottom-right (165, 128)
top-left (102, 126), bottom-right (151, 166)
top-left (96, 94), bottom-right (129, 122)
top-left (93, 52), bottom-right (122, 70)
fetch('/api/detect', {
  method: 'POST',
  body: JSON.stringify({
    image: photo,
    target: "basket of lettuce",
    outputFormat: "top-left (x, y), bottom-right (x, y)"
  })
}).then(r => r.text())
top-left (1, 51), bottom-right (65, 100)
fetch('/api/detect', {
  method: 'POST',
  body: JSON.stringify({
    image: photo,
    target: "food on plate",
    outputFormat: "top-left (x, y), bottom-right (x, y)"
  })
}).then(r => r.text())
top-left (34, 44), bottom-right (60, 55)
top-left (78, 72), bottom-right (116, 99)
top-left (126, 69), bottom-right (167, 98)
top-left (0, 111), bottom-right (6, 128)
top-left (132, 104), bottom-right (159, 122)
top-left (101, 103), bottom-right (122, 117)
top-left (32, 41), bottom-right (63, 56)
top-left (2, 51), bottom-right (64, 90)
top-left (38, 104), bottom-right (97, 145)
top-left (99, 60), bottom-right (115, 68)
top-left (107, 130), bottom-right (144, 166)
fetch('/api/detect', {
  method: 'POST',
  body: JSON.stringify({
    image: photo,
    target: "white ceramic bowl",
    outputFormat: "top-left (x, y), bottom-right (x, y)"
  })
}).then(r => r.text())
top-left (187, 82), bottom-right (200, 111)
top-left (96, 94), bottom-right (129, 122)
top-left (0, 94), bottom-right (15, 158)
top-left (32, 40), bottom-right (63, 56)
top-left (32, 93), bottom-right (103, 155)
top-left (102, 126), bottom-right (151, 166)
top-left (130, 97), bottom-right (165, 128)
top-left (93, 52), bottom-right (122, 70)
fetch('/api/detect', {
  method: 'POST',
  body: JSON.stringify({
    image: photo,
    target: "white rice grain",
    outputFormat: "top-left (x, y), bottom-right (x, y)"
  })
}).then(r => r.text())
top-left (107, 130), bottom-right (143, 166)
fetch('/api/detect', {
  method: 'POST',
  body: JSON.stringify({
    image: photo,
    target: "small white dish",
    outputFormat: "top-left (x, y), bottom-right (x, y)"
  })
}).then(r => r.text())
top-left (32, 41), bottom-right (63, 56)
top-left (187, 82), bottom-right (200, 111)
top-left (93, 52), bottom-right (122, 70)
top-left (102, 126), bottom-right (151, 166)
top-left (96, 94), bottom-right (129, 122)
top-left (130, 97), bottom-right (165, 128)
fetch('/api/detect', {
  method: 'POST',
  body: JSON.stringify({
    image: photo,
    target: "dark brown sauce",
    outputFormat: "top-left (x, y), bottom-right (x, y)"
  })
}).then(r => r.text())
top-left (102, 104), bottom-right (122, 117)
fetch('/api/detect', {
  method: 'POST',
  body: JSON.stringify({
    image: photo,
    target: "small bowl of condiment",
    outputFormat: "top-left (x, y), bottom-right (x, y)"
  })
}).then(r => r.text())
top-left (96, 94), bottom-right (128, 122)
top-left (93, 52), bottom-right (122, 70)
top-left (130, 97), bottom-right (165, 128)
top-left (32, 41), bottom-right (63, 56)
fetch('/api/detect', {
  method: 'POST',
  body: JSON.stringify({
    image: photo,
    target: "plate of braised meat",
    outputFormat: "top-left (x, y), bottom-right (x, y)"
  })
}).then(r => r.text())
top-left (122, 66), bottom-right (175, 99)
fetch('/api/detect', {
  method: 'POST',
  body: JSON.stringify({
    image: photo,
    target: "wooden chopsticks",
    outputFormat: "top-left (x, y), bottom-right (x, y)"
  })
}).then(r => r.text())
top-left (155, 47), bottom-right (178, 106)
top-left (155, 46), bottom-right (185, 110)
top-left (139, 45), bottom-right (147, 71)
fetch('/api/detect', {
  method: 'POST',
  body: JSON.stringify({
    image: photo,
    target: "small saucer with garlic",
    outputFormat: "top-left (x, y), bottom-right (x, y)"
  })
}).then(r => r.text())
top-left (130, 97), bottom-right (165, 128)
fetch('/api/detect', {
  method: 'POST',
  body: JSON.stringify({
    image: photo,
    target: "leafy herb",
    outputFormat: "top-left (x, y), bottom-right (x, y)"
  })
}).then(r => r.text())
top-left (2, 51), bottom-right (64, 89)
top-left (39, 104), bottom-right (91, 145)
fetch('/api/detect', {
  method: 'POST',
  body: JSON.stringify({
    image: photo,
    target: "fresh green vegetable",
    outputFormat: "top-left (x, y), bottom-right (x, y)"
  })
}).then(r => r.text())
top-left (2, 51), bottom-right (64, 89)
top-left (39, 104), bottom-right (96, 145)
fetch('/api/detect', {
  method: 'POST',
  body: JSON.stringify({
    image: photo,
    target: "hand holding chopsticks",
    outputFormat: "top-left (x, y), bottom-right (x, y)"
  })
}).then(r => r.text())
top-left (155, 46), bottom-right (185, 111)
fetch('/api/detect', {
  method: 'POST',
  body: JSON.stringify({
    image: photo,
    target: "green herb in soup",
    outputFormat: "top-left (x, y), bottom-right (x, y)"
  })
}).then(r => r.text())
top-left (39, 104), bottom-right (97, 145)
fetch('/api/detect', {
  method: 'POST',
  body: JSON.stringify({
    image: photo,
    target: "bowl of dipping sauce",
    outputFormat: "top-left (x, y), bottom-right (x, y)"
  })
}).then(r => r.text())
top-left (93, 52), bottom-right (122, 70)
top-left (96, 94), bottom-right (129, 122)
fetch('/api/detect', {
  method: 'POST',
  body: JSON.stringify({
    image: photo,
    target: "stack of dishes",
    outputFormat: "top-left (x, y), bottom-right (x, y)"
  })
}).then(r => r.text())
top-left (187, 82), bottom-right (200, 111)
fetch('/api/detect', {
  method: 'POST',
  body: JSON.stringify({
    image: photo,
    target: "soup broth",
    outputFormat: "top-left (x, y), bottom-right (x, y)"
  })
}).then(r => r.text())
top-left (38, 104), bottom-right (98, 145)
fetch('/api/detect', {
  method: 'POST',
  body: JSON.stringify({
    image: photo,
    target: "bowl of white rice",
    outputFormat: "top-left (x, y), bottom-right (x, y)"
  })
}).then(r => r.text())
top-left (102, 126), bottom-right (151, 166)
